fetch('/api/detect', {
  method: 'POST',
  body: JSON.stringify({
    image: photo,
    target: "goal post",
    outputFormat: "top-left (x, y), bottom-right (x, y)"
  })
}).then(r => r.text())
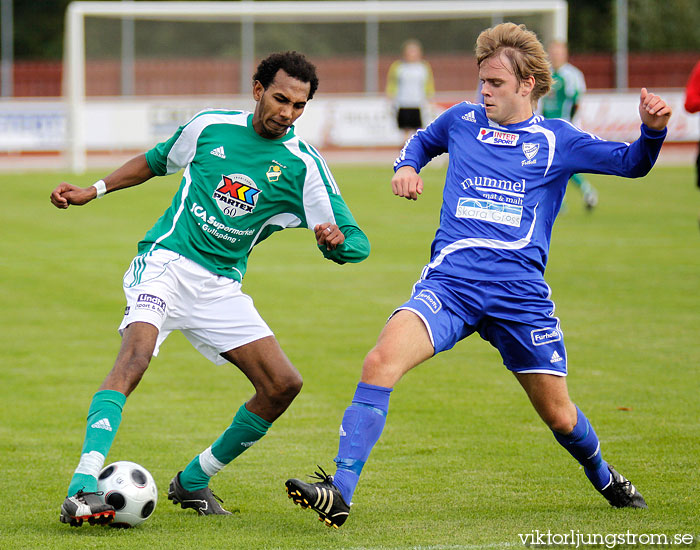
top-left (64, 0), bottom-right (567, 173)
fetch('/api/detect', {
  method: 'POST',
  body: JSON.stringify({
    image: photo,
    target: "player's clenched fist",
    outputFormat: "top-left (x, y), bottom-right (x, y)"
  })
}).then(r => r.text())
top-left (639, 88), bottom-right (672, 131)
top-left (391, 165), bottom-right (424, 200)
top-left (314, 222), bottom-right (345, 250)
top-left (50, 182), bottom-right (97, 209)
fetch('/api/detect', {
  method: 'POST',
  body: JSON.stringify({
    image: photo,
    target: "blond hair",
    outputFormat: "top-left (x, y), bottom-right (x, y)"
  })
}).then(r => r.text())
top-left (475, 22), bottom-right (552, 103)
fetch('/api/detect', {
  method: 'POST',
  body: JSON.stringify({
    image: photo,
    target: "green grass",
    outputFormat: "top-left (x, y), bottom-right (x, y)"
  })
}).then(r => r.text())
top-left (1, 163), bottom-right (699, 549)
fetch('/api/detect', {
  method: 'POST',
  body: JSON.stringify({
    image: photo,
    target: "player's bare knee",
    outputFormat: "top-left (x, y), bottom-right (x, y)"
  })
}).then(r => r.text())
top-left (261, 370), bottom-right (303, 408)
top-left (361, 347), bottom-right (403, 387)
top-left (362, 346), bottom-right (388, 375)
top-left (545, 412), bottom-right (576, 435)
top-left (281, 370), bottom-right (303, 401)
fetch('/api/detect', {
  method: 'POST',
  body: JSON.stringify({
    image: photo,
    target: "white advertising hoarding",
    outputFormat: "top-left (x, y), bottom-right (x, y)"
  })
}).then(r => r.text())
top-left (0, 92), bottom-right (696, 154)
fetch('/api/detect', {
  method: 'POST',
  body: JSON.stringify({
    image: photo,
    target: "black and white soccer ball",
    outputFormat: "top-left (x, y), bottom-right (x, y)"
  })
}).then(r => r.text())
top-left (96, 461), bottom-right (158, 527)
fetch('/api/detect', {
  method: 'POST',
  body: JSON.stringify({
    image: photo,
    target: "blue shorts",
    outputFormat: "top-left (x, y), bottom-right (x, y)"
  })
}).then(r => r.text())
top-left (395, 272), bottom-right (567, 376)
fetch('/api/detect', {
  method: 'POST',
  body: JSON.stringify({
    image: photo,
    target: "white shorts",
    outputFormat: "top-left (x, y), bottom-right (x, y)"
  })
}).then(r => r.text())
top-left (119, 248), bottom-right (273, 365)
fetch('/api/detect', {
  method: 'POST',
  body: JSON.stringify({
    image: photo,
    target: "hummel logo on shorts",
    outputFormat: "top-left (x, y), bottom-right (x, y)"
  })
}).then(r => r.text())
top-left (90, 418), bottom-right (112, 431)
top-left (210, 146), bottom-right (226, 159)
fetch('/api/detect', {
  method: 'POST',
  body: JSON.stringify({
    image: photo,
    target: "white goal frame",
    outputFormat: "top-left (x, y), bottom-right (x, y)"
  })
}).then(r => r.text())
top-left (64, 0), bottom-right (567, 172)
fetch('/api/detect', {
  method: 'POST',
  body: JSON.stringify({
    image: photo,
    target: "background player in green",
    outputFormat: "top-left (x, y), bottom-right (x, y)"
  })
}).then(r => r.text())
top-left (542, 40), bottom-right (598, 210)
top-left (50, 51), bottom-right (370, 526)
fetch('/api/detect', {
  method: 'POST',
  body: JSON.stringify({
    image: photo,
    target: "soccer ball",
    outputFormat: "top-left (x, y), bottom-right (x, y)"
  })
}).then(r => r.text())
top-left (96, 461), bottom-right (158, 527)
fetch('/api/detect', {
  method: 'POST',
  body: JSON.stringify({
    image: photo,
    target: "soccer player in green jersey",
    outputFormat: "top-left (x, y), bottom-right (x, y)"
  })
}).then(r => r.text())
top-left (50, 51), bottom-right (370, 526)
top-left (542, 41), bottom-right (598, 210)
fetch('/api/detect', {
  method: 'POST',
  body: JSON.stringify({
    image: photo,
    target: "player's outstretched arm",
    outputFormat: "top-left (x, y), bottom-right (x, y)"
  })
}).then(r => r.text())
top-left (391, 165), bottom-right (424, 201)
top-left (50, 153), bottom-right (155, 209)
top-left (638, 88), bottom-right (672, 131)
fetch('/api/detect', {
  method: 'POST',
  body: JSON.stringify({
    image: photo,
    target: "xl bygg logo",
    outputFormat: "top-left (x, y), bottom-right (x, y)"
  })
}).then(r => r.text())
top-left (213, 174), bottom-right (261, 218)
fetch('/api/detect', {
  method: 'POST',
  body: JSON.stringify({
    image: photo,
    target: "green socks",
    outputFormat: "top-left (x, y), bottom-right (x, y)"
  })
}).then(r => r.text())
top-left (67, 397), bottom-right (271, 495)
top-left (179, 404), bottom-right (271, 491)
top-left (67, 390), bottom-right (126, 496)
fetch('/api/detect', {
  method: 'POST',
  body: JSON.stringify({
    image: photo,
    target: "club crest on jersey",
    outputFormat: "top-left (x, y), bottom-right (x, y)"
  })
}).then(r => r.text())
top-left (521, 142), bottom-right (539, 165)
top-left (477, 128), bottom-right (519, 146)
top-left (522, 143), bottom-right (539, 159)
top-left (266, 165), bottom-right (282, 182)
top-left (213, 173), bottom-right (261, 218)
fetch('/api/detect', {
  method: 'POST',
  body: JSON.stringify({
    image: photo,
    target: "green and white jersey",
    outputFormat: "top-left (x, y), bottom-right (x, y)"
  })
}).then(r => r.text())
top-left (541, 63), bottom-right (587, 121)
top-left (139, 110), bottom-right (369, 281)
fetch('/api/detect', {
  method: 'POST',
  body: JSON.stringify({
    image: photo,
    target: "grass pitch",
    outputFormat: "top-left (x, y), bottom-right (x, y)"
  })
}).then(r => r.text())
top-left (1, 162), bottom-right (699, 549)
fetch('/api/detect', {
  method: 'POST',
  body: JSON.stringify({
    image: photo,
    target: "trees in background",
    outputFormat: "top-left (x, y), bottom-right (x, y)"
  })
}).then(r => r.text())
top-left (9, 0), bottom-right (700, 61)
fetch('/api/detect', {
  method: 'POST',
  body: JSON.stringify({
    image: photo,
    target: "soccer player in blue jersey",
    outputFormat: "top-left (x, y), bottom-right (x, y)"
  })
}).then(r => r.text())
top-left (286, 22), bottom-right (671, 528)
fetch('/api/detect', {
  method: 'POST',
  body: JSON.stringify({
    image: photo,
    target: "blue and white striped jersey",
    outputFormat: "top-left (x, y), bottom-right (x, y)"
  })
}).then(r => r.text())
top-left (394, 102), bottom-right (666, 280)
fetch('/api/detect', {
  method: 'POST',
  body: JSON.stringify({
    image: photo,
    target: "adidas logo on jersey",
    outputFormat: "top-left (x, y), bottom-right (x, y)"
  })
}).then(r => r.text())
top-left (462, 110), bottom-right (476, 123)
top-left (550, 351), bottom-right (563, 363)
top-left (90, 418), bottom-right (112, 431)
top-left (210, 146), bottom-right (226, 159)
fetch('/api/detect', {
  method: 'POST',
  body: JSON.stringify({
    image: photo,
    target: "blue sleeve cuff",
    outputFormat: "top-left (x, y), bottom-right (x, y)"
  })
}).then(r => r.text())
top-left (640, 124), bottom-right (667, 139)
top-left (394, 160), bottom-right (421, 173)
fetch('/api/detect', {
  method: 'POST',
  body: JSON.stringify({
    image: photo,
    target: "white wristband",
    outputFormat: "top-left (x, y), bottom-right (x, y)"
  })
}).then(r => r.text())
top-left (92, 179), bottom-right (107, 199)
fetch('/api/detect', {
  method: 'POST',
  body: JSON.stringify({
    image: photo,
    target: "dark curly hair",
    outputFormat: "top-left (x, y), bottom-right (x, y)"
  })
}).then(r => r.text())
top-left (253, 51), bottom-right (319, 100)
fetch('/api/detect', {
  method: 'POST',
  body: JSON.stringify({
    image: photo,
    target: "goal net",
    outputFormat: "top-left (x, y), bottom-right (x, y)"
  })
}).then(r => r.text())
top-left (64, 1), bottom-right (567, 171)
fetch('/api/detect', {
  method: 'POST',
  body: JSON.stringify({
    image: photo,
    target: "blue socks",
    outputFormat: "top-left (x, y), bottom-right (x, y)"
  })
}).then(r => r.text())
top-left (332, 388), bottom-right (610, 502)
top-left (333, 382), bottom-right (393, 504)
top-left (552, 406), bottom-right (611, 491)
